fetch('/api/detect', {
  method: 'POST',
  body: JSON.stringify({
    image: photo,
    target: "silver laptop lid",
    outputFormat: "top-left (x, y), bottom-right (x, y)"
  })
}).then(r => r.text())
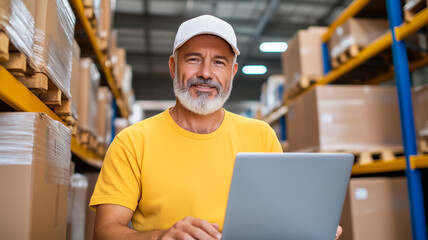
top-left (222, 152), bottom-right (354, 240)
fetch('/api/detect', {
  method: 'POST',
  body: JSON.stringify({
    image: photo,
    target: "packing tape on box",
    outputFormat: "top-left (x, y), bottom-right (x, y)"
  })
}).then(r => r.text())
top-left (0, 0), bottom-right (37, 69)
top-left (0, 112), bottom-right (71, 185)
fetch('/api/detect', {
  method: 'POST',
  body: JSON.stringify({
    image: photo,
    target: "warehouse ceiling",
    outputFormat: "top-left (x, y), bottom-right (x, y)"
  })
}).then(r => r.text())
top-left (114, 0), bottom-right (352, 114)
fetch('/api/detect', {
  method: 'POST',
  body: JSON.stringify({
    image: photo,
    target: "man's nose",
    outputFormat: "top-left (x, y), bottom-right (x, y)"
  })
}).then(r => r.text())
top-left (197, 59), bottom-right (213, 80)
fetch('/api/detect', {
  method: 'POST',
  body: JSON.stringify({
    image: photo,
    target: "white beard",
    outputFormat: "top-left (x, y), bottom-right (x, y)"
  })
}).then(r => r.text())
top-left (173, 74), bottom-right (232, 115)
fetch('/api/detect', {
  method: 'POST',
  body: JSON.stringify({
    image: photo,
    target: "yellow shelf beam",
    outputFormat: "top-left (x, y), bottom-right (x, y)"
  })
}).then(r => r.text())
top-left (316, 32), bottom-right (392, 86)
top-left (365, 54), bottom-right (428, 85)
top-left (0, 66), bottom-right (103, 163)
top-left (69, 0), bottom-right (128, 118)
top-left (411, 154), bottom-right (428, 169)
top-left (395, 7), bottom-right (428, 41)
top-left (351, 157), bottom-right (406, 175)
top-left (322, 0), bottom-right (372, 42)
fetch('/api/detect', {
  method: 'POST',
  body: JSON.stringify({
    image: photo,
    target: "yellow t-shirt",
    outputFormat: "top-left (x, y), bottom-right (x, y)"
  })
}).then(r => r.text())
top-left (90, 108), bottom-right (282, 231)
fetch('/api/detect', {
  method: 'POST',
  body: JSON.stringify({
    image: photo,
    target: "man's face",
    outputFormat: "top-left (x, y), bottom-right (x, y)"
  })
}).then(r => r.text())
top-left (169, 35), bottom-right (238, 115)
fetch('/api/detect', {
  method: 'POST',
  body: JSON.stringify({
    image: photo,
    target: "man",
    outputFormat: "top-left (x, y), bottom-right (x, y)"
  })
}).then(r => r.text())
top-left (91, 15), bottom-right (342, 240)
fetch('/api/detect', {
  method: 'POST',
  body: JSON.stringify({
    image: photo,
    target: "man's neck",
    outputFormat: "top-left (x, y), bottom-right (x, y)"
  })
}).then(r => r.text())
top-left (169, 102), bottom-right (225, 134)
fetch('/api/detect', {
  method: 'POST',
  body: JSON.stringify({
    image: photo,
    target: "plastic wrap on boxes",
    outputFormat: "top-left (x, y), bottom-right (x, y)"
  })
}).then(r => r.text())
top-left (0, 0), bottom-right (36, 68)
top-left (77, 58), bottom-right (101, 135)
top-left (34, 0), bottom-right (76, 100)
top-left (0, 112), bottom-right (71, 185)
top-left (70, 39), bottom-right (81, 121)
top-left (67, 173), bottom-right (88, 240)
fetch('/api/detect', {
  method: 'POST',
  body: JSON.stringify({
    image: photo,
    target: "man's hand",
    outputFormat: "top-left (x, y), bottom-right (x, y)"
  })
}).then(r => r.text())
top-left (159, 216), bottom-right (222, 240)
top-left (335, 225), bottom-right (343, 240)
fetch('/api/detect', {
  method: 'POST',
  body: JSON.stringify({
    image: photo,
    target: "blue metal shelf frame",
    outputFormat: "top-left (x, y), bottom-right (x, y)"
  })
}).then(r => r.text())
top-left (322, 43), bottom-right (331, 74)
top-left (386, 0), bottom-right (427, 239)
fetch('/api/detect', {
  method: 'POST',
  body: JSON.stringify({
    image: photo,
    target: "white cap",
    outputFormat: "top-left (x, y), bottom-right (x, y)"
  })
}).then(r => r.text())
top-left (173, 15), bottom-right (240, 56)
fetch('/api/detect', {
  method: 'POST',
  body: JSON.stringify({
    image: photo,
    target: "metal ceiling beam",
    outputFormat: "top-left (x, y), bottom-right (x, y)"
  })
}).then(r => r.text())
top-left (114, 13), bottom-right (313, 34)
top-left (235, 0), bottom-right (280, 80)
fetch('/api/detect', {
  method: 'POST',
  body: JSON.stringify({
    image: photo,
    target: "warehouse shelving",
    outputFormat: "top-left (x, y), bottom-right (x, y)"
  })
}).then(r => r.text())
top-left (351, 154), bottom-right (428, 175)
top-left (0, 65), bottom-right (104, 164)
top-left (319, 0), bottom-right (427, 238)
top-left (69, 0), bottom-right (129, 118)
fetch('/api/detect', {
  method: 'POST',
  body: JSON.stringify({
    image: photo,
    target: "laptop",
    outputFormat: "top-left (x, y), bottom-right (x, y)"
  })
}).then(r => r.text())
top-left (221, 152), bottom-right (354, 240)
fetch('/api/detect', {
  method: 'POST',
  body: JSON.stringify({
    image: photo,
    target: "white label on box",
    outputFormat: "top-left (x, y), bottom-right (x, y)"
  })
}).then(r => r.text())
top-left (336, 26), bottom-right (344, 36)
top-left (321, 113), bottom-right (333, 124)
top-left (355, 188), bottom-right (368, 200)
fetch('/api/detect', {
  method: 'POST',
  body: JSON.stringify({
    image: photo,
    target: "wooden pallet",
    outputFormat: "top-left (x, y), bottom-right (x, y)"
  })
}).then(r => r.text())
top-left (404, 0), bottom-right (427, 22)
top-left (321, 147), bottom-right (404, 165)
top-left (0, 30), bottom-right (9, 62)
top-left (419, 138), bottom-right (428, 153)
top-left (76, 128), bottom-right (99, 151)
top-left (284, 76), bottom-right (317, 101)
top-left (0, 38), bottom-right (73, 117)
top-left (331, 44), bottom-right (363, 68)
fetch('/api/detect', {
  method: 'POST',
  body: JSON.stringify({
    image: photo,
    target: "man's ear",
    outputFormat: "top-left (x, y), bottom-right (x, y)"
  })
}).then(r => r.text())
top-left (168, 55), bottom-right (175, 80)
top-left (232, 62), bottom-right (238, 78)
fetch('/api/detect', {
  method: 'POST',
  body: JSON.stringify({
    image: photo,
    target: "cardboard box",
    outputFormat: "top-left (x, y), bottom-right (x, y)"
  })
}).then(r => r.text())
top-left (329, 18), bottom-right (389, 59)
top-left (34, 0), bottom-right (75, 100)
top-left (339, 177), bottom-right (412, 240)
top-left (414, 84), bottom-right (428, 138)
top-left (95, 0), bottom-right (112, 42)
top-left (67, 174), bottom-right (88, 240)
top-left (281, 27), bottom-right (326, 98)
top-left (112, 47), bottom-right (127, 88)
top-left (0, 112), bottom-right (71, 240)
top-left (286, 85), bottom-right (403, 152)
top-left (77, 58), bottom-right (101, 135)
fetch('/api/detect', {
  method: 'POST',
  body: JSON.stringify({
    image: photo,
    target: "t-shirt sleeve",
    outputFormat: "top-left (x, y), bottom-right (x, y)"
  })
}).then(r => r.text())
top-left (89, 135), bottom-right (142, 211)
top-left (265, 123), bottom-right (283, 153)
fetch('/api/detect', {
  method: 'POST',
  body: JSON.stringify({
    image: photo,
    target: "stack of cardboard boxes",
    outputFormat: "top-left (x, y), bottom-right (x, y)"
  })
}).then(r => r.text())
top-left (0, 0), bottom-right (126, 239)
top-left (278, 15), bottom-right (420, 240)
top-left (281, 26), bottom-right (326, 100)
top-left (0, 113), bottom-right (72, 239)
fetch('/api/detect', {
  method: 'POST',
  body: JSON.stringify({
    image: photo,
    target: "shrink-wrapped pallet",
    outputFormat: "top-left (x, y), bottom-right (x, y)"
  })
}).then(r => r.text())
top-left (0, 112), bottom-right (71, 240)
top-left (286, 85), bottom-right (403, 152)
top-left (76, 58), bottom-right (101, 136)
top-left (34, 0), bottom-right (76, 100)
top-left (0, 0), bottom-right (36, 67)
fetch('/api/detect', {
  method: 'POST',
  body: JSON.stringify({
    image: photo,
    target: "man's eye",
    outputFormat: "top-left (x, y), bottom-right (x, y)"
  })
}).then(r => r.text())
top-left (215, 61), bottom-right (226, 65)
top-left (188, 58), bottom-right (199, 62)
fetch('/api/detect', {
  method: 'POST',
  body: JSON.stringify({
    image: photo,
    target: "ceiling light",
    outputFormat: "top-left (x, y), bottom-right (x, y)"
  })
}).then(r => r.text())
top-left (242, 65), bottom-right (267, 75)
top-left (259, 42), bottom-right (288, 52)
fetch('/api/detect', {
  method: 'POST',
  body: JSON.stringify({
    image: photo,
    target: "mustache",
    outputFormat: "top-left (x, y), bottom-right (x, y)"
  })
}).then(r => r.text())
top-left (185, 77), bottom-right (223, 93)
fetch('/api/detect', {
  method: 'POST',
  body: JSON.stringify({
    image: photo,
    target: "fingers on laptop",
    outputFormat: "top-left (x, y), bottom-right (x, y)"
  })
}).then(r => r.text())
top-left (161, 216), bottom-right (222, 240)
top-left (335, 225), bottom-right (343, 240)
